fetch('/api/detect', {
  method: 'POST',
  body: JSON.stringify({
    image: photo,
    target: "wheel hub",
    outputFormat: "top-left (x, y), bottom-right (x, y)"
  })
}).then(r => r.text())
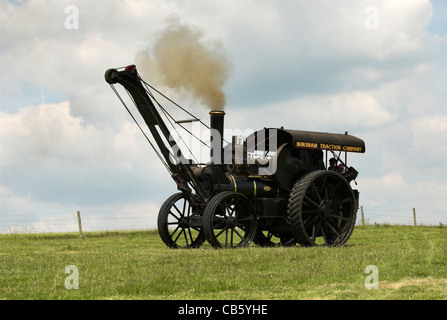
top-left (226, 217), bottom-right (237, 228)
top-left (179, 217), bottom-right (189, 228)
top-left (318, 199), bottom-right (332, 219)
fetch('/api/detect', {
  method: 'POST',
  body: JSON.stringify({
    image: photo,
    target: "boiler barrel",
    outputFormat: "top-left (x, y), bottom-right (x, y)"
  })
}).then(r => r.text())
top-left (226, 175), bottom-right (278, 198)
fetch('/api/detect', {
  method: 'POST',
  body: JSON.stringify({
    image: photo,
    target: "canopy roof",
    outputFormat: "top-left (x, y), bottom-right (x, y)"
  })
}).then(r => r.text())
top-left (246, 128), bottom-right (366, 153)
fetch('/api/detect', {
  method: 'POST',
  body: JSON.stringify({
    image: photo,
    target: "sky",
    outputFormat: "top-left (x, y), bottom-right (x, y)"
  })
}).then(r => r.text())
top-left (1, 0), bottom-right (447, 231)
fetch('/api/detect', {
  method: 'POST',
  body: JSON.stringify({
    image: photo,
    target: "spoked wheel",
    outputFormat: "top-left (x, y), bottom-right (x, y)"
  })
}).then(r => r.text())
top-left (253, 230), bottom-right (297, 247)
top-left (287, 170), bottom-right (357, 247)
top-left (157, 193), bottom-right (205, 249)
top-left (203, 191), bottom-right (257, 248)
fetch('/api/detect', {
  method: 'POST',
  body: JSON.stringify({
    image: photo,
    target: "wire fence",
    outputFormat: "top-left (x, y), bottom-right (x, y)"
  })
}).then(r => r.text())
top-left (0, 207), bottom-right (446, 234)
top-left (357, 207), bottom-right (447, 226)
top-left (0, 211), bottom-right (158, 234)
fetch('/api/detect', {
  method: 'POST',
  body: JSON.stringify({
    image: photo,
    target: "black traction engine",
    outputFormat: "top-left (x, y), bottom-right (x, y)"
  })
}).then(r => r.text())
top-left (105, 65), bottom-right (366, 248)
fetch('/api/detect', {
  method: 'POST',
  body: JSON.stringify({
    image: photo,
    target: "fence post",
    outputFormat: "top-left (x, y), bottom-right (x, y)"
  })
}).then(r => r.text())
top-left (413, 208), bottom-right (417, 226)
top-left (360, 206), bottom-right (365, 226)
top-left (77, 211), bottom-right (83, 238)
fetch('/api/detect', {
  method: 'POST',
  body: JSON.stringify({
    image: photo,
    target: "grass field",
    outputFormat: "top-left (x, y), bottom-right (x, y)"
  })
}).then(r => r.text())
top-left (0, 225), bottom-right (446, 300)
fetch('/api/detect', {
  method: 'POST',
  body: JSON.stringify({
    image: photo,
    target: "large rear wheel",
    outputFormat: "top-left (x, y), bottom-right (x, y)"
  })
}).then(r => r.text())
top-left (287, 170), bottom-right (357, 246)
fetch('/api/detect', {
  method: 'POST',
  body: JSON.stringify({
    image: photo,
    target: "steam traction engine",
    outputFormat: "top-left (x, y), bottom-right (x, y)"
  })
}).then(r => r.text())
top-left (105, 65), bottom-right (366, 248)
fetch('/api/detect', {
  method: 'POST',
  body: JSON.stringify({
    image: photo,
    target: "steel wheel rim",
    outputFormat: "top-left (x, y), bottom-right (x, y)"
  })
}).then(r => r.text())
top-left (205, 192), bottom-right (257, 248)
top-left (302, 173), bottom-right (355, 246)
top-left (288, 171), bottom-right (357, 247)
top-left (158, 193), bottom-right (204, 248)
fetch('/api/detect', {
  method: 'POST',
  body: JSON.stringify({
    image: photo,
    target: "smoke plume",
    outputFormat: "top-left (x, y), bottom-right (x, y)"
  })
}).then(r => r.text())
top-left (136, 15), bottom-right (232, 110)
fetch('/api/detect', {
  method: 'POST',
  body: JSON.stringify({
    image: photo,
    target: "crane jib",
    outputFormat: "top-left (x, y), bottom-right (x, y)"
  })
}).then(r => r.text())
top-left (105, 66), bottom-right (209, 203)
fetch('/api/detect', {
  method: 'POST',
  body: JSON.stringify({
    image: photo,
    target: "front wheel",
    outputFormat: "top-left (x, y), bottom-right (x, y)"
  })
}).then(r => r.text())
top-left (157, 193), bottom-right (205, 248)
top-left (203, 191), bottom-right (257, 248)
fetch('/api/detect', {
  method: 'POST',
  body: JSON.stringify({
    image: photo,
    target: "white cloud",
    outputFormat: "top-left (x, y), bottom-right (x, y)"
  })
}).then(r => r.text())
top-left (0, 185), bottom-right (34, 216)
top-left (411, 114), bottom-right (447, 156)
top-left (406, 114), bottom-right (447, 179)
top-left (1, 102), bottom-right (108, 166)
top-left (216, 0), bottom-right (439, 106)
top-left (0, 101), bottom-right (171, 210)
top-left (225, 89), bottom-right (396, 134)
top-left (359, 171), bottom-right (447, 223)
top-left (289, 91), bottom-right (396, 128)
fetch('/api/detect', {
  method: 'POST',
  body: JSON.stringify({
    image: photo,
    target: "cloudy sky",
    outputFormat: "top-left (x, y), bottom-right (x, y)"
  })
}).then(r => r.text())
top-left (1, 0), bottom-right (446, 231)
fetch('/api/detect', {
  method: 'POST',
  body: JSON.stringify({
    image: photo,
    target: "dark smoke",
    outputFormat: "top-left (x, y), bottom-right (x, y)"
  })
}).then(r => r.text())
top-left (136, 15), bottom-right (232, 110)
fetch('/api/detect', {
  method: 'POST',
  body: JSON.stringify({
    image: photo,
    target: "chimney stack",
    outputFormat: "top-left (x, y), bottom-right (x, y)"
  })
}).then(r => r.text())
top-left (209, 111), bottom-right (225, 164)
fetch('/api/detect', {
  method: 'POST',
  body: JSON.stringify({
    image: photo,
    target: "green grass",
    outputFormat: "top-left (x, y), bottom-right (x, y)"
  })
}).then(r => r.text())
top-left (0, 225), bottom-right (446, 300)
